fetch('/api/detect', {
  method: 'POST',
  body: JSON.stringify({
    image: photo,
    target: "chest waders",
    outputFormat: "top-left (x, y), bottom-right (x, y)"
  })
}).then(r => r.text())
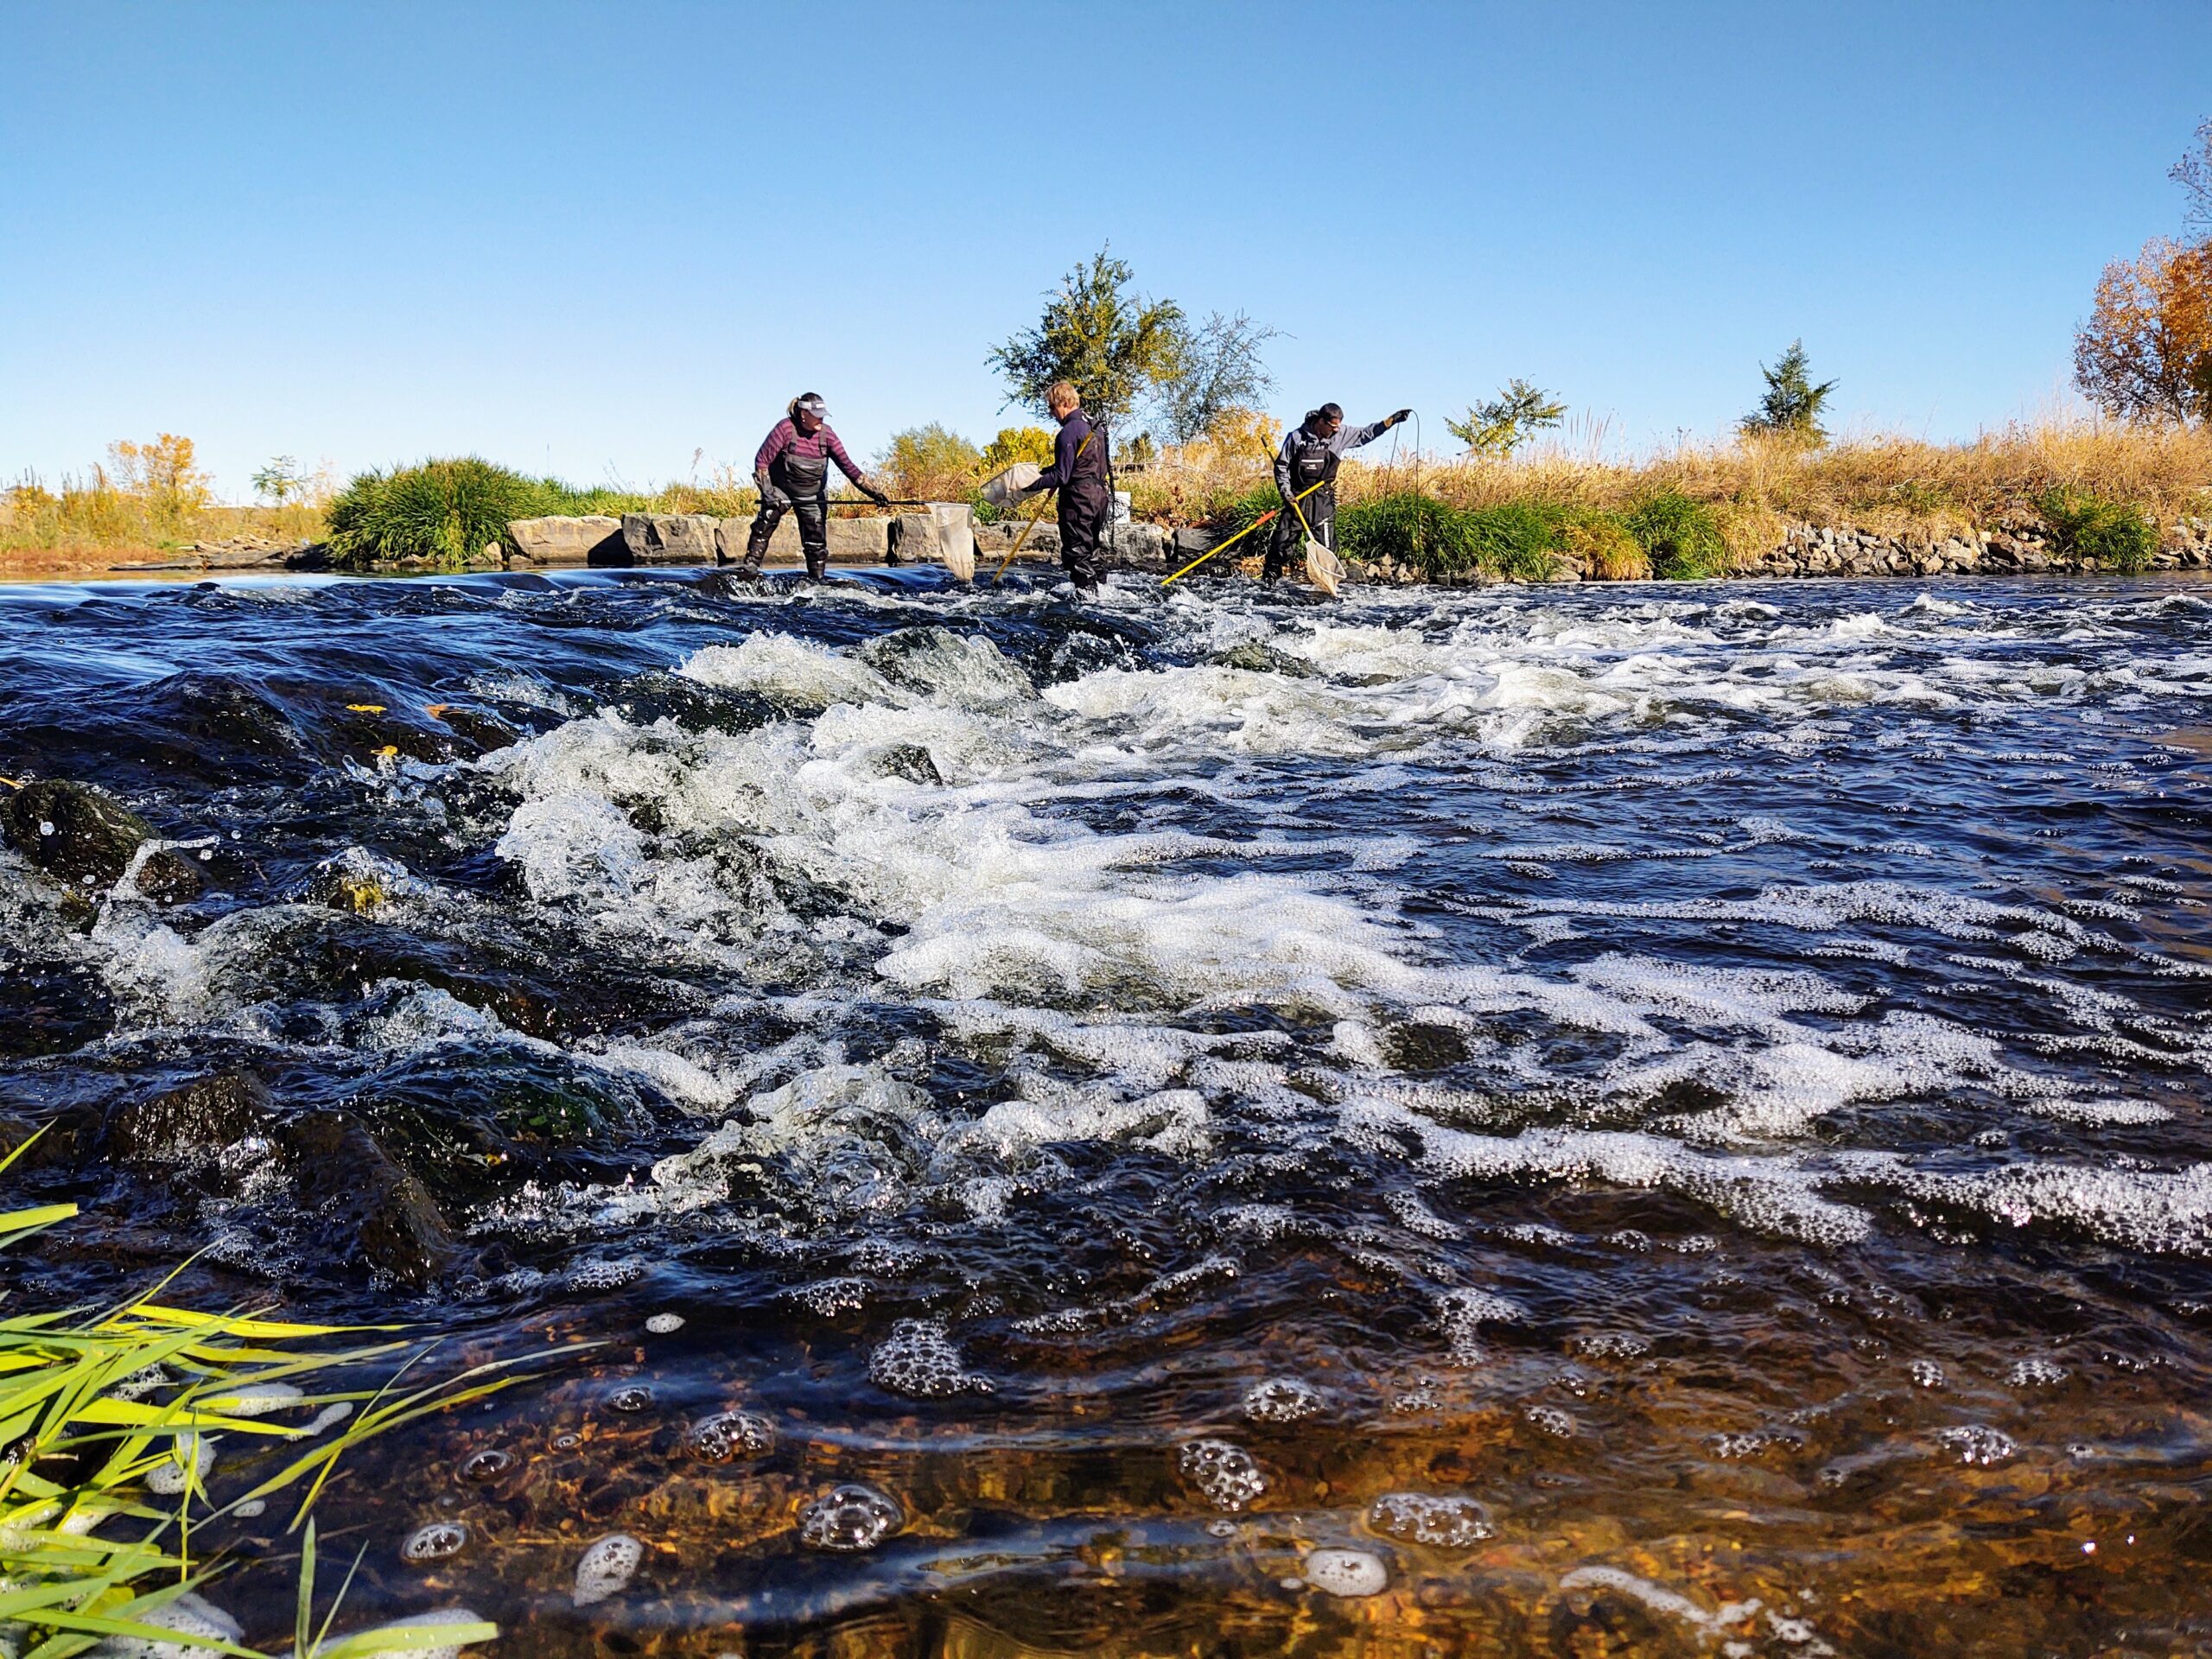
top-left (1056, 422), bottom-right (1113, 593)
top-left (746, 443), bottom-right (834, 578)
top-left (1267, 428), bottom-right (1340, 579)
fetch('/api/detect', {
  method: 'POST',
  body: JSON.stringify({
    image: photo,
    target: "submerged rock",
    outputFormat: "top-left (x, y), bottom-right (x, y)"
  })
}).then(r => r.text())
top-left (277, 1111), bottom-right (464, 1287)
top-left (860, 626), bottom-right (1038, 704)
top-left (3, 779), bottom-right (153, 891)
top-left (107, 1071), bottom-right (276, 1166)
top-left (1208, 641), bottom-right (1319, 678)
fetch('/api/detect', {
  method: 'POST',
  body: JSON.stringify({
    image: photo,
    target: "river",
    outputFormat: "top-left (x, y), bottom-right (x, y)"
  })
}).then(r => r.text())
top-left (3, 568), bottom-right (2209, 1656)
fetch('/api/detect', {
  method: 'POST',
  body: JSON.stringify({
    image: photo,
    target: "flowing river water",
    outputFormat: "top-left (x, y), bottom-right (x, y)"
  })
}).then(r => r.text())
top-left (3, 568), bottom-right (2210, 1656)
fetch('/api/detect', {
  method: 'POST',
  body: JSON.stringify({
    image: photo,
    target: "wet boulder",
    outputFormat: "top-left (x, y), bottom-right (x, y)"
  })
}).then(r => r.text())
top-left (134, 848), bottom-right (205, 905)
top-left (859, 626), bottom-right (1038, 705)
top-left (426, 704), bottom-right (521, 753)
top-left (0, 1105), bottom-right (105, 1168)
top-left (277, 1111), bottom-right (465, 1288)
top-left (607, 671), bottom-right (780, 737)
top-left (1209, 642), bottom-right (1319, 679)
top-left (0, 963), bottom-right (115, 1058)
top-left (107, 1071), bottom-right (278, 1166)
top-left (3, 779), bottom-right (155, 891)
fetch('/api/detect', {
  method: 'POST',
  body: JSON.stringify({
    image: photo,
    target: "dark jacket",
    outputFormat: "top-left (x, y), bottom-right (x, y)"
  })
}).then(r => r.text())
top-left (1033, 409), bottom-right (1110, 510)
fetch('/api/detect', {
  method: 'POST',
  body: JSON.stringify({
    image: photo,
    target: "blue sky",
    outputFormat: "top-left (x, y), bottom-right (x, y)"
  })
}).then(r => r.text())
top-left (4, 1), bottom-right (2208, 500)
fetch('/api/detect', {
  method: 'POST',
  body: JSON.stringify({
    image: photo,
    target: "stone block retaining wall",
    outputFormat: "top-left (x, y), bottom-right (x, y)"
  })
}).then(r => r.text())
top-left (495, 510), bottom-right (2212, 582)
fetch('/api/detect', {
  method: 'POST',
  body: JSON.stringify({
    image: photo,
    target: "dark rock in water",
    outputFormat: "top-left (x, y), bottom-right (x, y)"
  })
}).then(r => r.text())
top-left (874, 744), bottom-right (943, 785)
top-left (168, 673), bottom-right (303, 759)
top-left (1385, 1022), bottom-right (1471, 1071)
top-left (0, 964), bottom-right (114, 1058)
top-left (0, 1105), bottom-right (104, 1168)
top-left (277, 1111), bottom-right (465, 1287)
top-left (695, 569), bottom-right (761, 599)
top-left (861, 626), bottom-right (1039, 704)
top-left (609, 672), bottom-right (780, 736)
top-left (426, 705), bottom-right (520, 753)
top-left (134, 848), bottom-right (203, 905)
top-left (321, 708), bottom-right (463, 765)
top-left (1209, 642), bottom-right (1319, 679)
top-left (2, 779), bottom-right (153, 890)
top-left (108, 1071), bottom-right (277, 1166)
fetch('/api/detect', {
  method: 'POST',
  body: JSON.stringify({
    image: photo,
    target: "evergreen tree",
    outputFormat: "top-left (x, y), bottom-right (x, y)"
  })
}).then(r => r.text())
top-left (1740, 340), bottom-right (1837, 443)
top-left (988, 246), bottom-right (1185, 424)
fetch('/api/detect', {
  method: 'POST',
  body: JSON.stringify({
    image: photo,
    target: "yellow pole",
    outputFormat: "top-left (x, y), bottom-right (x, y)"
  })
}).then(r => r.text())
top-left (1160, 477), bottom-right (1328, 586)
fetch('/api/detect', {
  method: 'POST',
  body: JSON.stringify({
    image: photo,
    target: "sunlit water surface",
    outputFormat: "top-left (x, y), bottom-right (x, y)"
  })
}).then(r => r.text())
top-left (3, 568), bottom-right (2210, 1656)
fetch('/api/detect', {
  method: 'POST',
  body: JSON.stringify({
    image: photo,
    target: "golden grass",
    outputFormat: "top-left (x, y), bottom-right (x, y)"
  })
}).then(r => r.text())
top-left (1131, 419), bottom-right (2212, 543)
top-left (2, 474), bottom-right (325, 561)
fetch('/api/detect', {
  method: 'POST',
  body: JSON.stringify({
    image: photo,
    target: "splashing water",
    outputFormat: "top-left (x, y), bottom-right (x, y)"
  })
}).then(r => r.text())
top-left (3, 568), bottom-right (2209, 1655)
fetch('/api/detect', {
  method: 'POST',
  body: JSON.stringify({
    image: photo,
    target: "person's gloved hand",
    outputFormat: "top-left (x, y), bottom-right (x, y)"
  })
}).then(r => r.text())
top-left (861, 476), bottom-right (893, 507)
top-left (754, 469), bottom-right (790, 509)
top-left (1389, 408), bottom-right (1413, 427)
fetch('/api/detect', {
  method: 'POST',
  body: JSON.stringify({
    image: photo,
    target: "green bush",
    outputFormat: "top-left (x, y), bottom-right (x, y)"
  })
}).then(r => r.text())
top-left (325, 456), bottom-right (569, 571)
top-left (1624, 491), bottom-right (1728, 579)
top-left (1549, 506), bottom-right (1649, 580)
top-left (1463, 502), bottom-right (1560, 580)
top-left (2037, 486), bottom-right (2158, 573)
top-left (1207, 484), bottom-right (1286, 541)
top-left (1338, 491), bottom-right (1483, 574)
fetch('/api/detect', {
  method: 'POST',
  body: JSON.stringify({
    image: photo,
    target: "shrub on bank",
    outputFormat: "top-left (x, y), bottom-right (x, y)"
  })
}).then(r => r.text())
top-left (2037, 486), bottom-right (2159, 572)
top-left (1552, 506), bottom-right (1650, 580)
top-left (325, 457), bottom-right (562, 570)
top-left (1624, 491), bottom-right (1729, 579)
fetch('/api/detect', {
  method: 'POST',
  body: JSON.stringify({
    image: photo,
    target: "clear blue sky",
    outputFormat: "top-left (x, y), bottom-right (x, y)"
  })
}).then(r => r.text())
top-left (4, 1), bottom-right (2208, 500)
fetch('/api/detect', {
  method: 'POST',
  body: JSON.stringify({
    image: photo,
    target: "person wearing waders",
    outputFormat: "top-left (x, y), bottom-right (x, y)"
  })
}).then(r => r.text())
top-left (1264, 403), bottom-right (1412, 580)
top-left (740, 394), bottom-right (891, 580)
top-left (1019, 380), bottom-right (1112, 598)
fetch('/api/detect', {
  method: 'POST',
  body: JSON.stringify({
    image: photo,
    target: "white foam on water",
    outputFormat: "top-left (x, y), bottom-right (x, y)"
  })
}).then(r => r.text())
top-left (1559, 1566), bottom-right (1763, 1637)
top-left (337, 1608), bottom-right (486, 1659)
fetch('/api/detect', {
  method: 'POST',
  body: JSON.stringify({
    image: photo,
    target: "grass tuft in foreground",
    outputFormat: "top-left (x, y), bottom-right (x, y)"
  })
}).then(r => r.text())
top-left (0, 1134), bottom-right (567, 1656)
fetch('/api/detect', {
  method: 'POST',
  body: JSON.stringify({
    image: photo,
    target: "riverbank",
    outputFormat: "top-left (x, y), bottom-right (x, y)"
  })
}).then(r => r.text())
top-left (8, 421), bottom-right (2208, 583)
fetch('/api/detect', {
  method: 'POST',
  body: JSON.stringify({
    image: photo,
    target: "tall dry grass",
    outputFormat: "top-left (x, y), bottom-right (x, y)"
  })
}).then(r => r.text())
top-left (3, 467), bottom-right (327, 560)
top-left (1130, 417), bottom-right (2212, 552)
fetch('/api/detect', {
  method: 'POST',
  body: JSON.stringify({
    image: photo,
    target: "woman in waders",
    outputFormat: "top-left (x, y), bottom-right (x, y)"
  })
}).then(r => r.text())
top-left (739, 394), bottom-right (891, 580)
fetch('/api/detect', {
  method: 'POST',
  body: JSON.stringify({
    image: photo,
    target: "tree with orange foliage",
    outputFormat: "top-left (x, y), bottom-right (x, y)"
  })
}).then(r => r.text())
top-left (105, 434), bottom-right (212, 525)
top-left (2074, 237), bottom-right (2212, 424)
top-left (2077, 118), bottom-right (2212, 425)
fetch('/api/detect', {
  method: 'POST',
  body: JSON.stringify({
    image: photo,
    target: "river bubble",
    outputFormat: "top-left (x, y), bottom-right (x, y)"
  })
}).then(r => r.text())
top-left (1241, 1376), bottom-right (1324, 1423)
top-left (456, 1447), bottom-right (512, 1482)
top-left (798, 1483), bottom-right (903, 1552)
top-left (573, 1532), bottom-right (644, 1605)
top-left (1367, 1491), bottom-right (1495, 1549)
top-left (604, 1384), bottom-right (654, 1414)
top-left (1302, 1547), bottom-right (1389, 1598)
top-left (1937, 1425), bottom-right (2017, 1466)
top-left (1179, 1440), bottom-right (1268, 1511)
top-left (867, 1319), bottom-right (992, 1398)
top-left (401, 1521), bottom-right (467, 1563)
top-left (681, 1409), bottom-right (775, 1464)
